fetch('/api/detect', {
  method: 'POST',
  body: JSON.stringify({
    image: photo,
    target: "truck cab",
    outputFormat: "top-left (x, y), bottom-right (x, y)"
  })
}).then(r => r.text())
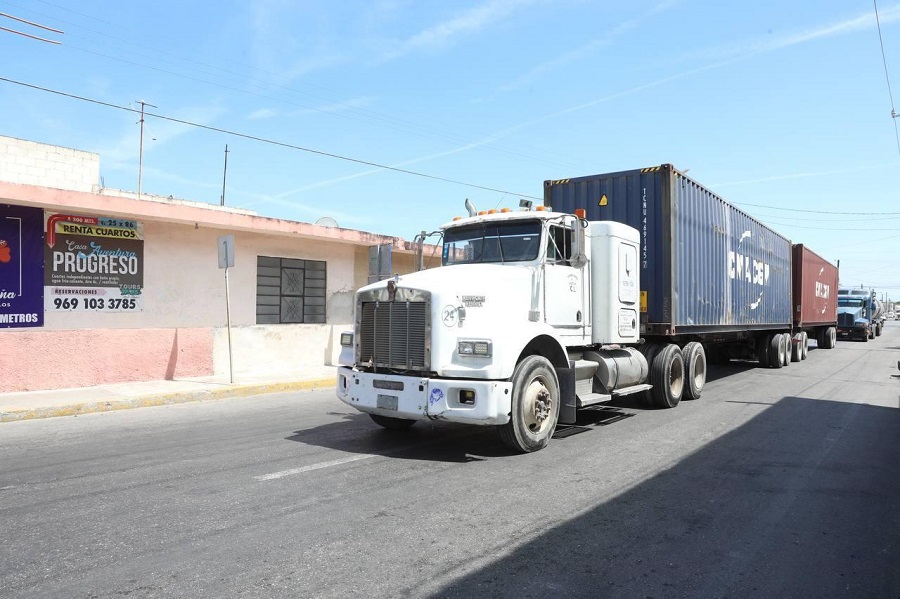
top-left (336, 206), bottom-right (655, 452)
top-left (837, 288), bottom-right (880, 340)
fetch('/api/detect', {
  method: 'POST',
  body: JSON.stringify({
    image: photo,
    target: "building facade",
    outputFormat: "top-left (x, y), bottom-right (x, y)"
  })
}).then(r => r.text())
top-left (0, 135), bottom-right (433, 392)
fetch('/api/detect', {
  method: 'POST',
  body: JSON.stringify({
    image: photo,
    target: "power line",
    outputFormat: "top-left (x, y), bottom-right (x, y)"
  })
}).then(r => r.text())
top-left (873, 0), bottom-right (900, 159)
top-left (0, 11), bottom-right (63, 44)
top-left (733, 201), bottom-right (900, 215)
top-left (0, 76), bottom-right (544, 201)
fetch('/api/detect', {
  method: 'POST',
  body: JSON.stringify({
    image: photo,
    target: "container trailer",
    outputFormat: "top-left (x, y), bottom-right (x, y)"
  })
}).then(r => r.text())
top-left (791, 244), bottom-right (838, 359)
top-left (336, 164), bottom-right (834, 453)
top-left (543, 164), bottom-right (815, 368)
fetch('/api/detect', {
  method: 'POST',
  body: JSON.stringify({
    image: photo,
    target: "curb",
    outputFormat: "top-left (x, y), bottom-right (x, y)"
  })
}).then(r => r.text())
top-left (0, 378), bottom-right (336, 423)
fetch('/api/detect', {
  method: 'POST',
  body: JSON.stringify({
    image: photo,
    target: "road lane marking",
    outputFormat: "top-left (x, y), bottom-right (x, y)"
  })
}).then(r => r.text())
top-left (255, 453), bottom-right (377, 481)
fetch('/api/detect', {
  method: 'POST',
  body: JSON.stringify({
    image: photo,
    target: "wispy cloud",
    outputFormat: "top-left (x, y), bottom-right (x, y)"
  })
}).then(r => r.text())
top-left (711, 163), bottom-right (893, 188)
top-left (281, 5), bottom-right (899, 197)
top-left (246, 96), bottom-right (376, 122)
top-left (678, 4), bottom-right (900, 64)
top-left (382, 0), bottom-right (540, 61)
top-left (495, 0), bottom-right (679, 95)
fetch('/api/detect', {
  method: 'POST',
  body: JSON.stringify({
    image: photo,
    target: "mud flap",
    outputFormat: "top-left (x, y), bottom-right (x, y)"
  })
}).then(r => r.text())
top-left (557, 361), bottom-right (577, 425)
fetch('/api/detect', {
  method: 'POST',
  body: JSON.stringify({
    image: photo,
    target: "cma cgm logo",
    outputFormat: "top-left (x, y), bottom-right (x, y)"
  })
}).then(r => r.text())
top-left (815, 282), bottom-right (830, 299)
top-left (727, 231), bottom-right (770, 286)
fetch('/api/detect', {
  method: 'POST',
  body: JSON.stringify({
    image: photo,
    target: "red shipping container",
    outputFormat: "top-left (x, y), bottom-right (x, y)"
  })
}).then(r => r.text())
top-left (792, 244), bottom-right (839, 328)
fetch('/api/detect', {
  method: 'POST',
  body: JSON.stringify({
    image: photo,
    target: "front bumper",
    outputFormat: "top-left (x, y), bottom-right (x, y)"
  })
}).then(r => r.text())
top-left (336, 367), bottom-right (513, 426)
top-left (837, 327), bottom-right (868, 340)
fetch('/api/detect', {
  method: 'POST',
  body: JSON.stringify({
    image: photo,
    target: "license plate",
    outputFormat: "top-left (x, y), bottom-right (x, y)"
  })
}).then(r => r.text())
top-left (377, 394), bottom-right (398, 411)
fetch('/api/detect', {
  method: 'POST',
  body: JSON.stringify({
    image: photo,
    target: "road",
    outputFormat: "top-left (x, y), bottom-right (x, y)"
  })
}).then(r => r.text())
top-left (2, 325), bottom-right (899, 598)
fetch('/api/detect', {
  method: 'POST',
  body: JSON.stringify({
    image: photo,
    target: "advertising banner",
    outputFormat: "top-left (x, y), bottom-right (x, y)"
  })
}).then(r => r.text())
top-left (44, 213), bottom-right (144, 312)
top-left (0, 204), bottom-right (44, 327)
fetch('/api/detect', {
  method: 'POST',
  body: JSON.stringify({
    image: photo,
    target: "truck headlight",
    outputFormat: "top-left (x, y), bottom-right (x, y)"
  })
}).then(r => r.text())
top-left (457, 339), bottom-right (492, 357)
top-left (340, 332), bottom-right (354, 347)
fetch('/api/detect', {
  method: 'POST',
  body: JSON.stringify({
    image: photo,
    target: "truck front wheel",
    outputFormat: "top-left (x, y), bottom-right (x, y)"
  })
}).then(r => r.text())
top-left (499, 355), bottom-right (560, 453)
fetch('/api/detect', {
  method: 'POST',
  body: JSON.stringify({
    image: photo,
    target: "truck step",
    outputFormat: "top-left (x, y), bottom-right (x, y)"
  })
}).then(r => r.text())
top-left (576, 392), bottom-right (612, 407)
top-left (611, 384), bottom-right (652, 397)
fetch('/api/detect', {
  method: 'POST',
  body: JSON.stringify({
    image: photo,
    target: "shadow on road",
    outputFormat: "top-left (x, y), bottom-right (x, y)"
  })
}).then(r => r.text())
top-left (413, 396), bottom-right (900, 598)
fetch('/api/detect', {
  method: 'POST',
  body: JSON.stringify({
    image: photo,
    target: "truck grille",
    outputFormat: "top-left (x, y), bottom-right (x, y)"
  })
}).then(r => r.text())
top-left (837, 313), bottom-right (856, 328)
top-left (359, 301), bottom-right (429, 370)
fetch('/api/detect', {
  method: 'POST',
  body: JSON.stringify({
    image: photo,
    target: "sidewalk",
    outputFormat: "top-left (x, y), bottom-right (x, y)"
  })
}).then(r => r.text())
top-left (0, 366), bottom-right (337, 423)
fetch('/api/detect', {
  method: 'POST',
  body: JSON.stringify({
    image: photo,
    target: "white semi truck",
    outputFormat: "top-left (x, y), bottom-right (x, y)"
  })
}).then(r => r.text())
top-left (337, 204), bottom-right (681, 453)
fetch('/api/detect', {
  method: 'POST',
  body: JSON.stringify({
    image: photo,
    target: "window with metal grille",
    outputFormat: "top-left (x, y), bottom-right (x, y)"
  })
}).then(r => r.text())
top-left (256, 256), bottom-right (326, 324)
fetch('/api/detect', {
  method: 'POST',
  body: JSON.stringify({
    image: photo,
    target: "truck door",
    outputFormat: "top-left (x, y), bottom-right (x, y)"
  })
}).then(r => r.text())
top-left (544, 224), bottom-right (585, 333)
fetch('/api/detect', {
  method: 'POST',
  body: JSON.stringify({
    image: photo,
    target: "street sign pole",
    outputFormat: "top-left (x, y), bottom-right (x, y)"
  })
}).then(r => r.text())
top-left (218, 235), bottom-right (235, 384)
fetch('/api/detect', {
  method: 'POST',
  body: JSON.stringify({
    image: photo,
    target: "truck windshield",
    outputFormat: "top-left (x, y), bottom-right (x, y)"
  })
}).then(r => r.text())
top-left (838, 298), bottom-right (865, 308)
top-left (442, 220), bottom-right (542, 265)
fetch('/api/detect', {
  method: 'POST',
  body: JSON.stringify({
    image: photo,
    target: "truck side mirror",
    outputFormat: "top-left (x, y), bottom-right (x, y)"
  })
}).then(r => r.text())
top-left (570, 222), bottom-right (587, 269)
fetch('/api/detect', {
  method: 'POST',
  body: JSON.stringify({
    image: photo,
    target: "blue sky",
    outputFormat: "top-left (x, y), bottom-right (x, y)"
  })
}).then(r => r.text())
top-left (1, 0), bottom-right (899, 297)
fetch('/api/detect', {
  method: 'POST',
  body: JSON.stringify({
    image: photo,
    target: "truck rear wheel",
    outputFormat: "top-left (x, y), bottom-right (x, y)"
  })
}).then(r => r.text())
top-left (801, 332), bottom-right (809, 359)
top-left (822, 327), bottom-right (836, 349)
top-left (876, 323), bottom-right (883, 337)
top-left (369, 414), bottom-right (417, 430)
top-left (781, 333), bottom-right (792, 367)
top-left (682, 342), bottom-right (706, 400)
top-left (768, 333), bottom-right (785, 369)
top-left (649, 344), bottom-right (684, 408)
top-left (499, 355), bottom-right (560, 453)
top-left (790, 333), bottom-right (803, 363)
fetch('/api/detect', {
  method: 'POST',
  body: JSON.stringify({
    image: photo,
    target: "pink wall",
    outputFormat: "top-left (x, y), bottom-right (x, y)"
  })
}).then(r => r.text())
top-left (1, 328), bottom-right (213, 392)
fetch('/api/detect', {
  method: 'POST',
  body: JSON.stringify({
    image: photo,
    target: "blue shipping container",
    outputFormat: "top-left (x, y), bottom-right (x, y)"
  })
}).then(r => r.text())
top-left (544, 164), bottom-right (792, 336)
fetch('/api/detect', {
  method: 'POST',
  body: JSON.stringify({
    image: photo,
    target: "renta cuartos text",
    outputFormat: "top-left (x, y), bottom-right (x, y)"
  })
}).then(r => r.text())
top-left (52, 243), bottom-right (138, 275)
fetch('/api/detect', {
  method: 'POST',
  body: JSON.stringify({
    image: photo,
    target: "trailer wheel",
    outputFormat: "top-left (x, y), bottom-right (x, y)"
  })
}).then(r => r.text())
top-left (823, 327), bottom-right (836, 349)
top-left (801, 332), bottom-right (809, 360)
top-left (757, 335), bottom-right (771, 368)
top-left (682, 342), bottom-right (706, 400)
top-left (649, 344), bottom-right (685, 408)
top-left (369, 414), bottom-right (417, 430)
top-left (781, 333), bottom-right (792, 367)
top-left (768, 333), bottom-right (785, 369)
top-left (790, 333), bottom-right (803, 363)
top-left (498, 355), bottom-right (560, 453)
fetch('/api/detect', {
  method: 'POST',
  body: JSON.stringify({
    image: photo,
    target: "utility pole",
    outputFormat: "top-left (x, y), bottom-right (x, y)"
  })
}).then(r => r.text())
top-left (221, 144), bottom-right (229, 206)
top-left (136, 100), bottom-right (157, 200)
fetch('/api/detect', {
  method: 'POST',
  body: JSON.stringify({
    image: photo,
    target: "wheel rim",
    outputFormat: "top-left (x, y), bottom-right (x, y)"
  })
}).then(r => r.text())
top-left (670, 358), bottom-right (684, 398)
top-left (523, 379), bottom-right (553, 434)
top-left (692, 354), bottom-right (706, 389)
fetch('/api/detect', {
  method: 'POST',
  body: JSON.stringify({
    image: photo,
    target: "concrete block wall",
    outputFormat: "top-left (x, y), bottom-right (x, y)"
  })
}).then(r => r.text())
top-left (0, 135), bottom-right (100, 192)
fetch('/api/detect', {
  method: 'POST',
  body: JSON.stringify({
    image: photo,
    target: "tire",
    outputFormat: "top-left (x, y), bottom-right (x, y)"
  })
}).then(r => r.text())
top-left (822, 327), bottom-right (836, 350)
top-left (790, 333), bottom-right (803, 363)
top-left (757, 335), bottom-right (771, 368)
top-left (768, 333), bottom-right (785, 369)
top-left (801, 332), bottom-right (809, 360)
top-left (649, 344), bottom-right (685, 409)
top-left (682, 342), bottom-right (706, 400)
top-left (498, 355), bottom-right (560, 453)
top-left (369, 414), bottom-right (416, 430)
top-left (782, 333), bottom-right (792, 367)
top-left (876, 323), bottom-right (883, 337)
top-left (816, 328), bottom-right (825, 348)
